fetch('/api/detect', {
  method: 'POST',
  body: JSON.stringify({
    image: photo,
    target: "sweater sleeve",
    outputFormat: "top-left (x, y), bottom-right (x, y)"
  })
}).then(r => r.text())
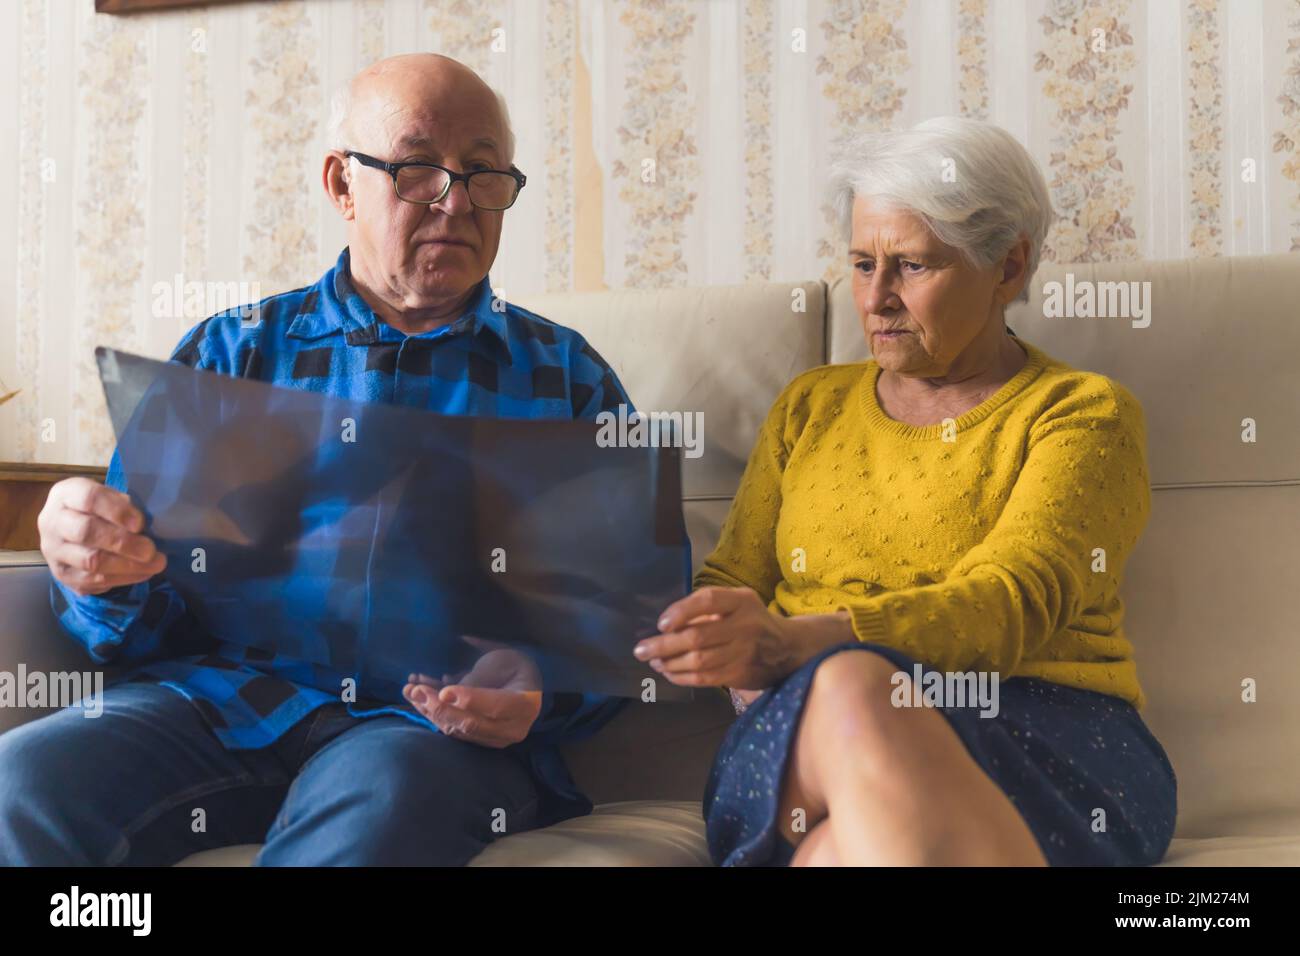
top-left (693, 378), bottom-right (814, 704)
top-left (692, 377), bottom-right (802, 604)
top-left (841, 381), bottom-right (1151, 676)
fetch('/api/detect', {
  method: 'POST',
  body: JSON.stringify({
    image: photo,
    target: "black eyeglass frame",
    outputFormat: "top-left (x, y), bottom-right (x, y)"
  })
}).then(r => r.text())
top-left (343, 150), bottom-right (527, 210)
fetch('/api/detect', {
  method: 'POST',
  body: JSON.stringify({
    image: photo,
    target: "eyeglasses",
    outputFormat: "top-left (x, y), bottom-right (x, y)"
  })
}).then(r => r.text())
top-left (344, 150), bottom-right (526, 211)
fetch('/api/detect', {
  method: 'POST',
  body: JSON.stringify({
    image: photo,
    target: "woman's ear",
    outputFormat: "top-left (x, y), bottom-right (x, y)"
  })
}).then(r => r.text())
top-left (995, 236), bottom-right (1031, 306)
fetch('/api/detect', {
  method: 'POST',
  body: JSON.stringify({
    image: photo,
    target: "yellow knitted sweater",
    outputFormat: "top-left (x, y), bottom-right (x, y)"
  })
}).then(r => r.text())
top-left (695, 337), bottom-right (1152, 710)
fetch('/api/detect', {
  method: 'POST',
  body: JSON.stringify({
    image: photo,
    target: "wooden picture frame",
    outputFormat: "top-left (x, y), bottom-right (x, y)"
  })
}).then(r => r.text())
top-left (96, 0), bottom-right (252, 14)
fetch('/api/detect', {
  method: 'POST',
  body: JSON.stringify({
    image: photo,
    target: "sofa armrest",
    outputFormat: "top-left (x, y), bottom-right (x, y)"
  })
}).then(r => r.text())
top-left (0, 564), bottom-right (126, 736)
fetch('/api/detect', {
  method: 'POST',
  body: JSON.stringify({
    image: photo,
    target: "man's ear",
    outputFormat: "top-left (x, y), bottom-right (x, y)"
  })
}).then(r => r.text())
top-left (322, 150), bottom-right (356, 222)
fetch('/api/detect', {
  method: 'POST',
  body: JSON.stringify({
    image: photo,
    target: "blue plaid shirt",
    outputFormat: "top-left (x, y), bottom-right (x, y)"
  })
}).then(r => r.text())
top-left (52, 247), bottom-right (645, 820)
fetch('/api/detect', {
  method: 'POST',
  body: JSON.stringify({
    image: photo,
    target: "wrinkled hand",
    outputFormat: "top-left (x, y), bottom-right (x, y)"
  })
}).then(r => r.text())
top-left (402, 636), bottom-right (543, 748)
top-left (633, 586), bottom-right (800, 690)
top-left (39, 477), bottom-right (166, 596)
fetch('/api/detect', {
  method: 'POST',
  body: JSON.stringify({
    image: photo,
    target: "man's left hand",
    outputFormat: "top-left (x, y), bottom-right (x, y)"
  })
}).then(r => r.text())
top-left (402, 638), bottom-right (543, 748)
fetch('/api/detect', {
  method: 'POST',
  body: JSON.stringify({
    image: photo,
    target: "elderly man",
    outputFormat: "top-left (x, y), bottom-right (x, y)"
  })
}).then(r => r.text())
top-left (0, 54), bottom-right (632, 866)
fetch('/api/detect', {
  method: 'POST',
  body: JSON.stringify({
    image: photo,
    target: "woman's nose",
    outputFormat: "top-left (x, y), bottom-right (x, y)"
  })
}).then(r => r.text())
top-left (860, 271), bottom-right (901, 314)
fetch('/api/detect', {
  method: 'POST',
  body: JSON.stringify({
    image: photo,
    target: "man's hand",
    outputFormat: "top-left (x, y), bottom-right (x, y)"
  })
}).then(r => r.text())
top-left (39, 477), bottom-right (167, 597)
top-left (402, 638), bottom-right (543, 748)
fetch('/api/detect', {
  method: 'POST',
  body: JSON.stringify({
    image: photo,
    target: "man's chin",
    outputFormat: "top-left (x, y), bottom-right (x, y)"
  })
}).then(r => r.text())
top-left (416, 238), bottom-right (479, 258)
top-left (411, 250), bottom-right (479, 278)
top-left (401, 267), bottom-right (482, 302)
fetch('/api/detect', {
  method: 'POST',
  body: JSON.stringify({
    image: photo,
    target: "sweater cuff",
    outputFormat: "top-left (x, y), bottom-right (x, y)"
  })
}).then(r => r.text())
top-left (838, 603), bottom-right (888, 644)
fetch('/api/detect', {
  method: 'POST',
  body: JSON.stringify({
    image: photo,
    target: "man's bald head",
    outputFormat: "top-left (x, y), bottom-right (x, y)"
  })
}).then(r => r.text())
top-left (320, 52), bottom-right (521, 329)
top-left (327, 53), bottom-right (514, 164)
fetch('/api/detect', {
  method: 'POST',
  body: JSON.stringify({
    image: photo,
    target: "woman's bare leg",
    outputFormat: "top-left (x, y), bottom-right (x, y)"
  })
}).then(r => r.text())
top-left (777, 650), bottom-right (1047, 866)
top-left (790, 819), bottom-right (839, 866)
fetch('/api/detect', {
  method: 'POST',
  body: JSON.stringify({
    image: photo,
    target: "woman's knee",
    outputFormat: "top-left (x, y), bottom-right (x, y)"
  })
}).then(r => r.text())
top-left (806, 649), bottom-right (905, 728)
top-left (790, 819), bottom-right (839, 866)
top-left (795, 648), bottom-right (936, 793)
top-left (781, 651), bottom-right (902, 813)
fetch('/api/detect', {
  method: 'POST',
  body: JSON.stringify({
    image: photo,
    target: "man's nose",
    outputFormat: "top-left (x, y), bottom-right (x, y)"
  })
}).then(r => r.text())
top-left (430, 178), bottom-right (474, 215)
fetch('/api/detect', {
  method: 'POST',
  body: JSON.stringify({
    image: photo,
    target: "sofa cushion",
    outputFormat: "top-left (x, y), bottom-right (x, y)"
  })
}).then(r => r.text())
top-left (467, 800), bottom-right (711, 866)
top-left (1162, 834), bottom-right (1300, 866)
top-left (171, 802), bottom-right (1300, 867)
top-left (174, 801), bottom-right (711, 867)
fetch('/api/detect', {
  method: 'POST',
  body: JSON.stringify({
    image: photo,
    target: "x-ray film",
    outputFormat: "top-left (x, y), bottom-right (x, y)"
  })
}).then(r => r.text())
top-left (96, 347), bottom-right (692, 704)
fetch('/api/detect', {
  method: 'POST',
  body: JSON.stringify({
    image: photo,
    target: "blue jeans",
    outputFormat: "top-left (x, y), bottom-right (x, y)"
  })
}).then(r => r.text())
top-left (0, 680), bottom-right (542, 865)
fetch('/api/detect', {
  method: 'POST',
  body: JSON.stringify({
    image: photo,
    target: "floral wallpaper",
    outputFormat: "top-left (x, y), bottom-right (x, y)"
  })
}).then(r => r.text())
top-left (427, 0), bottom-right (505, 76)
top-left (742, 0), bottom-right (774, 281)
top-left (611, 0), bottom-right (699, 287)
top-left (182, 8), bottom-right (210, 281)
top-left (1186, 0), bottom-right (1224, 256)
top-left (1036, 0), bottom-right (1139, 263)
top-left (14, 0), bottom-right (48, 464)
top-left (544, 0), bottom-right (577, 291)
top-left (74, 4), bottom-right (150, 466)
top-left (814, 0), bottom-right (910, 276)
top-left (1278, 0), bottom-right (1300, 250)
top-left (1, 0), bottom-right (1297, 466)
top-left (243, 2), bottom-right (321, 293)
top-left (956, 0), bottom-right (990, 120)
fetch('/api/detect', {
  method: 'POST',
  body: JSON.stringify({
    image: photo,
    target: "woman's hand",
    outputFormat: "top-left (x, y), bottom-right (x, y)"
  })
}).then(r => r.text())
top-left (634, 587), bottom-right (859, 690)
top-left (631, 587), bottom-right (802, 689)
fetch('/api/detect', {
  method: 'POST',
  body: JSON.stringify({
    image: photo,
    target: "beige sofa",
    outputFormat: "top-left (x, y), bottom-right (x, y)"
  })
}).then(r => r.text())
top-left (1, 252), bottom-right (1297, 865)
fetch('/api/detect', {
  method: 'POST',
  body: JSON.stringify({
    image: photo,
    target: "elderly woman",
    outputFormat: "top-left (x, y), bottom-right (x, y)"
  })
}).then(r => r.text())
top-left (632, 116), bottom-right (1177, 867)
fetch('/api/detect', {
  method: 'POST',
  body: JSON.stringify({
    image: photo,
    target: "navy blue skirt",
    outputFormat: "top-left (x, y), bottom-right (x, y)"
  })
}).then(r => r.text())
top-left (703, 641), bottom-right (1178, 867)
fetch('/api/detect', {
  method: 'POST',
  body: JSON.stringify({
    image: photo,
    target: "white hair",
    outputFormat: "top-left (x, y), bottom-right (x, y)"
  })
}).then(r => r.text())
top-left (326, 79), bottom-right (516, 166)
top-left (827, 116), bottom-right (1054, 304)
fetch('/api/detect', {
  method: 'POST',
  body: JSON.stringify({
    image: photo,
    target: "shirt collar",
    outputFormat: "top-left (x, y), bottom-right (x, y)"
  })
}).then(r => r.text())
top-left (288, 247), bottom-right (512, 364)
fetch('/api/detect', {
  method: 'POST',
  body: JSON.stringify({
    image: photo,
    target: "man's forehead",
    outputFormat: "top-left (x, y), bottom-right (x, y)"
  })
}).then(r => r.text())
top-left (366, 102), bottom-right (503, 155)
top-left (392, 131), bottom-right (502, 153)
